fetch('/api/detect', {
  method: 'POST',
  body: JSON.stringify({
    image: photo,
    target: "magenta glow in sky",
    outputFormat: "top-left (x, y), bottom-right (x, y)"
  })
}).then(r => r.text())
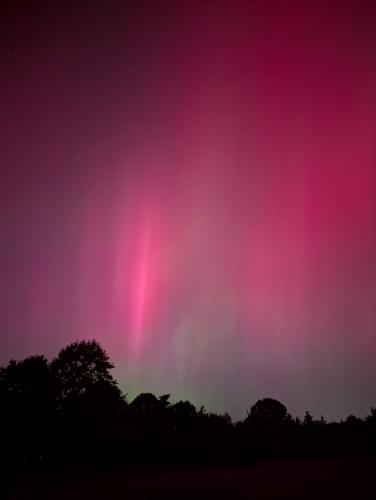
top-left (0, 1), bottom-right (375, 420)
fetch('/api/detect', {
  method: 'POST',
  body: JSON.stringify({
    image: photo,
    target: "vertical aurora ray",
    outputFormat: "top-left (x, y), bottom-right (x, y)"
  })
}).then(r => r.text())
top-left (111, 201), bottom-right (159, 360)
top-left (129, 216), bottom-right (152, 356)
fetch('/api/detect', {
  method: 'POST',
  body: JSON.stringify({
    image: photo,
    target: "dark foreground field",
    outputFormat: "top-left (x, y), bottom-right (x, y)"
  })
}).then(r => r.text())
top-left (6, 459), bottom-right (376, 500)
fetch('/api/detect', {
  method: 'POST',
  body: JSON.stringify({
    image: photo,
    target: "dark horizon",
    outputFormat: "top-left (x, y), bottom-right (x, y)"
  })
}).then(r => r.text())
top-left (1, 340), bottom-right (375, 499)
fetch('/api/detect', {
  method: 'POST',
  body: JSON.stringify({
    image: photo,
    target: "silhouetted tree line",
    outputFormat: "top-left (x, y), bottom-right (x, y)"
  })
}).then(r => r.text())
top-left (0, 340), bottom-right (375, 468)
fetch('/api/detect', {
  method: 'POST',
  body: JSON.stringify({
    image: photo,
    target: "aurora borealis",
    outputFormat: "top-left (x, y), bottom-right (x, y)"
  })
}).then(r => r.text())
top-left (1, 1), bottom-right (375, 420)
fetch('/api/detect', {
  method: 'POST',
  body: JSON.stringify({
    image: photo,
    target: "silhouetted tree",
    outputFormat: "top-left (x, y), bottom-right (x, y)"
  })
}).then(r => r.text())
top-left (159, 394), bottom-right (171, 409)
top-left (47, 341), bottom-right (126, 462)
top-left (366, 406), bottom-right (376, 424)
top-left (246, 398), bottom-right (289, 427)
top-left (171, 400), bottom-right (197, 420)
top-left (0, 355), bottom-right (53, 414)
top-left (318, 415), bottom-right (327, 426)
top-left (50, 340), bottom-right (124, 414)
top-left (129, 393), bottom-right (161, 417)
top-left (345, 415), bottom-right (361, 425)
top-left (0, 355), bottom-right (55, 465)
top-left (303, 410), bottom-right (314, 426)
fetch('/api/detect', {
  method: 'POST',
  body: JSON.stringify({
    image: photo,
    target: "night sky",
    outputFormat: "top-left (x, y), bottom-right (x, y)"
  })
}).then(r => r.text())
top-left (1, 1), bottom-right (375, 421)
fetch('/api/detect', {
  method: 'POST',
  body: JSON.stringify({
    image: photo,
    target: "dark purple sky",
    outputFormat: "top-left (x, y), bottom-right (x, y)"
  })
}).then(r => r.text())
top-left (1, 1), bottom-right (375, 420)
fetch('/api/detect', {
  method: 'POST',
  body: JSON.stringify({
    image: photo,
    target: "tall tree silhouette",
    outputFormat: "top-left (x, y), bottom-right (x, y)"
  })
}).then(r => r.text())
top-left (51, 340), bottom-right (125, 415)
